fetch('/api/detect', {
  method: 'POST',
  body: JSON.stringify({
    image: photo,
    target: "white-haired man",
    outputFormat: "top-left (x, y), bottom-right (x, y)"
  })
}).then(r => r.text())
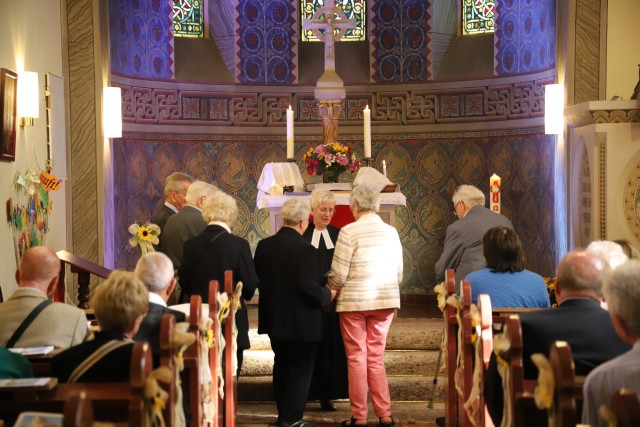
top-left (435, 184), bottom-right (513, 290)
top-left (133, 252), bottom-right (186, 366)
top-left (152, 171), bottom-right (194, 252)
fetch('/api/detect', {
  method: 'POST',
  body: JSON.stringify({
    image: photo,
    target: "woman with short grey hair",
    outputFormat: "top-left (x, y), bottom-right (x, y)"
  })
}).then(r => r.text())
top-left (281, 197), bottom-right (311, 225)
top-left (349, 184), bottom-right (380, 213)
top-left (202, 191), bottom-right (239, 225)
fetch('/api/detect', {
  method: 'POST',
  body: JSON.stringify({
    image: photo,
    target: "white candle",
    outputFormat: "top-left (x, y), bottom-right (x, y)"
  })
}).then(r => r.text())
top-left (286, 105), bottom-right (294, 159)
top-left (363, 105), bottom-right (371, 158)
top-left (490, 173), bottom-right (501, 213)
top-left (382, 160), bottom-right (387, 177)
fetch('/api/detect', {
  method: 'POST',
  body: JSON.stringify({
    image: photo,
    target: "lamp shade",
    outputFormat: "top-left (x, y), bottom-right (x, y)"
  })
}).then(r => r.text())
top-left (103, 86), bottom-right (122, 138)
top-left (17, 71), bottom-right (39, 119)
top-left (545, 84), bottom-right (564, 135)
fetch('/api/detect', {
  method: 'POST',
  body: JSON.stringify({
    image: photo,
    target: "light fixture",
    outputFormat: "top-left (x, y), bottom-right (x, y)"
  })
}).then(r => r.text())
top-left (545, 83), bottom-right (564, 135)
top-left (18, 71), bottom-right (39, 127)
top-left (103, 86), bottom-right (122, 138)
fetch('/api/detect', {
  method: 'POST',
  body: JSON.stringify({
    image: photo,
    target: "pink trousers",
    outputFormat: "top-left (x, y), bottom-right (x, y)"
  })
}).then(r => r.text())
top-left (339, 308), bottom-right (395, 420)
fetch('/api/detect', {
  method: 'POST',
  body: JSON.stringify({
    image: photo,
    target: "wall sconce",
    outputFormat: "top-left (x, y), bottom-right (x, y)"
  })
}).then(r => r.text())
top-left (545, 83), bottom-right (564, 135)
top-left (103, 86), bottom-right (122, 138)
top-left (18, 71), bottom-right (39, 127)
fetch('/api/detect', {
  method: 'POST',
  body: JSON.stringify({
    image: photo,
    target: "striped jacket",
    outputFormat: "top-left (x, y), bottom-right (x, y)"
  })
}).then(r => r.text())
top-left (328, 212), bottom-right (402, 312)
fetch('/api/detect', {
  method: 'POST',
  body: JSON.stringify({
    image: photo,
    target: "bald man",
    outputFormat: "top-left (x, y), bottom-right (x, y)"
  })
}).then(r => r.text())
top-left (0, 247), bottom-right (88, 349)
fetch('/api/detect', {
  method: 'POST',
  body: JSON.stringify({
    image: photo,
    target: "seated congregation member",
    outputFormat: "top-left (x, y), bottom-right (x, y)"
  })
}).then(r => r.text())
top-left (328, 185), bottom-right (403, 427)
top-left (51, 271), bottom-right (148, 383)
top-left (466, 227), bottom-right (550, 308)
top-left (435, 184), bottom-right (513, 291)
top-left (133, 252), bottom-right (186, 366)
top-left (255, 198), bottom-right (335, 427)
top-left (302, 190), bottom-right (349, 411)
top-left (0, 246), bottom-right (88, 349)
top-left (582, 261), bottom-right (640, 426)
top-left (179, 191), bottom-right (258, 374)
top-left (613, 238), bottom-right (640, 260)
top-left (0, 348), bottom-right (32, 379)
top-left (485, 251), bottom-right (631, 425)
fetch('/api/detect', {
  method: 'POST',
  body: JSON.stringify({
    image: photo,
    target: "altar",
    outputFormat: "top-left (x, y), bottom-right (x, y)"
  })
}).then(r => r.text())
top-left (257, 191), bottom-right (406, 234)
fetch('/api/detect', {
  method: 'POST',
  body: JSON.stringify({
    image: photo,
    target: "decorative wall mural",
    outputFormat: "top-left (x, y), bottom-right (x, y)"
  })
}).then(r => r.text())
top-left (623, 161), bottom-right (640, 244)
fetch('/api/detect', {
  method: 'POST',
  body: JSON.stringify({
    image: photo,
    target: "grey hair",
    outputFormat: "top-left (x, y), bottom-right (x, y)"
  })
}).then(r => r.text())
top-left (202, 191), bottom-right (239, 225)
top-left (585, 240), bottom-right (628, 269)
top-left (452, 185), bottom-right (485, 208)
top-left (350, 185), bottom-right (380, 212)
top-left (557, 251), bottom-right (608, 296)
top-left (185, 181), bottom-right (218, 205)
top-left (134, 252), bottom-right (174, 293)
top-left (281, 198), bottom-right (310, 226)
top-left (310, 189), bottom-right (336, 209)
top-left (602, 260), bottom-right (640, 336)
top-left (163, 172), bottom-right (193, 196)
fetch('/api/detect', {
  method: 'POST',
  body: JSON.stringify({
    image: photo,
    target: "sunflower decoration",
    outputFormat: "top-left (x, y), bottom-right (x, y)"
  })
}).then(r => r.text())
top-left (128, 222), bottom-right (160, 256)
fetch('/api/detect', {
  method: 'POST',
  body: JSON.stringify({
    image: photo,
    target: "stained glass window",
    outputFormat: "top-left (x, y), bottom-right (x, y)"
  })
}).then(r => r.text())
top-left (173, 0), bottom-right (203, 37)
top-left (462, 0), bottom-right (495, 35)
top-left (301, 0), bottom-right (366, 42)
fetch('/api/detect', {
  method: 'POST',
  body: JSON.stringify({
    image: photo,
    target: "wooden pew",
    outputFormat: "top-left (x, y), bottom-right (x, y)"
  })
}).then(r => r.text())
top-left (457, 279), bottom-right (473, 427)
top-left (607, 389), bottom-right (640, 426)
top-left (222, 270), bottom-right (237, 427)
top-left (547, 341), bottom-right (585, 427)
top-left (443, 268), bottom-right (457, 426)
top-left (160, 313), bottom-right (177, 427)
top-left (183, 294), bottom-right (204, 427)
top-left (63, 391), bottom-right (94, 427)
top-left (0, 342), bottom-right (152, 425)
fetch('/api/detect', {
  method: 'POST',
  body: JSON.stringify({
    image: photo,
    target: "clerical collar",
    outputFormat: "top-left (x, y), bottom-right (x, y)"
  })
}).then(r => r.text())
top-left (311, 228), bottom-right (334, 249)
top-left (164, 202), bottom-right (178, 213)
top-left (209, 221), bottom-right (231, 233)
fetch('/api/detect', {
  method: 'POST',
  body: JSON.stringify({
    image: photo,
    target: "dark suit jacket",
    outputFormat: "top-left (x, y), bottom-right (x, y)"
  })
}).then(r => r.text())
top-left (302, 223), bottom-right (340, 283)
top-left (134, 302), bottom-right (186, 366)
top-left (254, 226), bottom-right (331, 342)
top-left (152, 203), bottom-right (176, 252)
top-left (162, 205), bottom-right (207, 269)
top-left (51, 331), bottom-right (134, 383)
top-left (435, 205), bottom-right (513, 289)
top-left (484, 298), bottom-right (631, 425)
top-left (179, 224), bottom-right (258, 349)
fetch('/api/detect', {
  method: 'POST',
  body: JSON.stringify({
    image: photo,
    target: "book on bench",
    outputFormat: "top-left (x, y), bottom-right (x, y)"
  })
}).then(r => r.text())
top-left (8, 346), bottom-right (55, 356)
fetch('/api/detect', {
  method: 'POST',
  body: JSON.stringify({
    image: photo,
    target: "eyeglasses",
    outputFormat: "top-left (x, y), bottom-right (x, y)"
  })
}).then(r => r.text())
top-left (452, 201), bottom-right (464, 215)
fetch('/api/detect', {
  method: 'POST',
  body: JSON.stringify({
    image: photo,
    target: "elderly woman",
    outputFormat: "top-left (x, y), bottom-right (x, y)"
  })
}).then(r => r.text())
top-left (302, 190), bottom-right (349, 411)
top-left (328, 185), bottom-right (403, 427)
top-left (179, 190), bottom-right (258, 374)
top-left (52, 270), bottom-right (148, 383)
top-left (466, 227), bottom-right (550, 308)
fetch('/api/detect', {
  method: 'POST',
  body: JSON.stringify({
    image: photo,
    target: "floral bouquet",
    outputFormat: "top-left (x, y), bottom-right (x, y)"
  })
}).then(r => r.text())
top-left (304, 142), bottom-right (360, 182)
top-left (128, 222), bottom-right (160, 256)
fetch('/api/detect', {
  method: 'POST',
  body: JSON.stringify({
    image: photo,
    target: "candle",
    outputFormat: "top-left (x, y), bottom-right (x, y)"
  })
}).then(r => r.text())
top-left (363, 105), bottom-right (371, 158)
top-left (490, 173), bottom-right (501, 213)
top-left (382, 160), bottom-right (387, 177)
top-left (286, 105), bottom-right (294, 159)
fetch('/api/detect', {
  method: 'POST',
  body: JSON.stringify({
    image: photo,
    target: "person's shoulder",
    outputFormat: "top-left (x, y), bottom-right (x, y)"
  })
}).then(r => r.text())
top-left (50, 301), bottom-right (87, 318)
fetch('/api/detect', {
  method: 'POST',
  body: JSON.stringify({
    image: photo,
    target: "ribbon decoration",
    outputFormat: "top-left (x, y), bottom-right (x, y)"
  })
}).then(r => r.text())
top-left (463, 304), bottom-right (482, 425)
top-left (145, 367), bottom-right (172, 427)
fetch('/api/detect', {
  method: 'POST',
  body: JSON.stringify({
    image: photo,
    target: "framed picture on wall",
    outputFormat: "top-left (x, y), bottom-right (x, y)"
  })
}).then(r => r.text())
top-left (0, 68), bottom-right (18, 162)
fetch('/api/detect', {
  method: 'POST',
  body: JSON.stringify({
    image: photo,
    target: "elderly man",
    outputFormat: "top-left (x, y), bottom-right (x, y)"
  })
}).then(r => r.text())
top-left (435, 184), bottom-right (513, 290)
top-left (485, 251), bottom-right (631, 425)
top-left (582, 260), bottom-right (640, 426)
top-left (152, 171), bottom-right (194, 252)
top-left (255, 198), bottom-right (336, 427)
top-left (162, 180), bottom-right (217, 271)
top-left (179, 191), bottom-right (258, 374)
top-left (0, 246), bottom-right (88, 349)
top-left (134, 252), bottom-right (186, 366)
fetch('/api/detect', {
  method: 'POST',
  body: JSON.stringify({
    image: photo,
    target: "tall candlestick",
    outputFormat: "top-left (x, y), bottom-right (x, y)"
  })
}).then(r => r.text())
top-left (286, 105), bottom-right (294, 159)
top-left (382, 160), bottom-right (387, 177)
top-left (490, 173), bottom-right (501, 213)
top-left (363, 105), bottom-right (371, 158)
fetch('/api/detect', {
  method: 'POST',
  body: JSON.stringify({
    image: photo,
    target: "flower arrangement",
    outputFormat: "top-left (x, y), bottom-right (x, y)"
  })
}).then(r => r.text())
top-left (544, 277), bottom-right (557, 307)
top-left (304, 142), bottom-right (360, 182)
top-left (128, 222), bottom-right (160, 256)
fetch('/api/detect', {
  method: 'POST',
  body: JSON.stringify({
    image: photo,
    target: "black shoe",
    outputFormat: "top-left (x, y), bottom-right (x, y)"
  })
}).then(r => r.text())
top-left (435, 416), bottom-right (446, 427)
top-left (379, 417), bottom-right (394, 427)
top-left (342, 417), bottom-right (368, 427)
top-left (320, 399), bottom-right (337, 411)
top-left (279, 421), bottom-right (316, 427)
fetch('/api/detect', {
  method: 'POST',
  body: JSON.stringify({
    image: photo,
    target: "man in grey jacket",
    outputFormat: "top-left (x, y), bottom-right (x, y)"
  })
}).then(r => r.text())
top-left (435, 184), bottom-right (513, 291)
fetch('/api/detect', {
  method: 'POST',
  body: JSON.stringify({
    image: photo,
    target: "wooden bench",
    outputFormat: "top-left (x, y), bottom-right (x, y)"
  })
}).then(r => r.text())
top-left (606, 389), bottom-right (640, 426)
top-left (547, 341), bottom-right (585, 427)
top-left (443, 268), bottom-right (457, 426)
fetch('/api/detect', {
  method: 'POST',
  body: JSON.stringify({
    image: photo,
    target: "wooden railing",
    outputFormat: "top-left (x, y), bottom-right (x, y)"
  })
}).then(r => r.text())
top-left (56, 250), bottom-right (111, 309)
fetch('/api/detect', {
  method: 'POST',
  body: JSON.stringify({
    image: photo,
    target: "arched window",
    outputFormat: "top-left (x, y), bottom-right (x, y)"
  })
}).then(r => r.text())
top-left (173, 0), bottom-right (203, 37)
top-left (462, 0), bottom-right (495, 35)
top-left (301, 0), bottom-right (366, 42)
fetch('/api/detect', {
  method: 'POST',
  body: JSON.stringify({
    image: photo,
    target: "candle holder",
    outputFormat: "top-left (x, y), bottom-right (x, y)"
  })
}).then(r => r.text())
top-left (363, 157), bottom-right (372, 167)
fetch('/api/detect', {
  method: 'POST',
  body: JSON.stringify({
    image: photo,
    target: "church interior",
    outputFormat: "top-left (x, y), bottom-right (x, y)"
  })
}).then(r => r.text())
top-left (1, 0), bottom-right (640, 425)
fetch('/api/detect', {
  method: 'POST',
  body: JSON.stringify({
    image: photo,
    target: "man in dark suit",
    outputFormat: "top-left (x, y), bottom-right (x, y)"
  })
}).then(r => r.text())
top-left (484, 251), bottom-right (631, 425)
top-left (152, 171), bottom-right (193, 252)
top-left (179, 191), bottom-right (258, 374)
top-left (134, 251), bottom-right (186, 366)
top-left (435, 184), bottom-right (513, 291)
top-left (254, 198), bottom-right (336, 427)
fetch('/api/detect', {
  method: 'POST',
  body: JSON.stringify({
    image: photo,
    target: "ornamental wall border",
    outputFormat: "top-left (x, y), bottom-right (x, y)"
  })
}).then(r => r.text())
top-left (565, 101), bottom-right (640, 128)
top-left (113, 69), bottom-right (555, 132)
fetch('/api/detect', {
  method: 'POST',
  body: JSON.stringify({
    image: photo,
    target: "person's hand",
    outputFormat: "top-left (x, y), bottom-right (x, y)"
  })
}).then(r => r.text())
top-left (327, 286), bottom-right (337, 301)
